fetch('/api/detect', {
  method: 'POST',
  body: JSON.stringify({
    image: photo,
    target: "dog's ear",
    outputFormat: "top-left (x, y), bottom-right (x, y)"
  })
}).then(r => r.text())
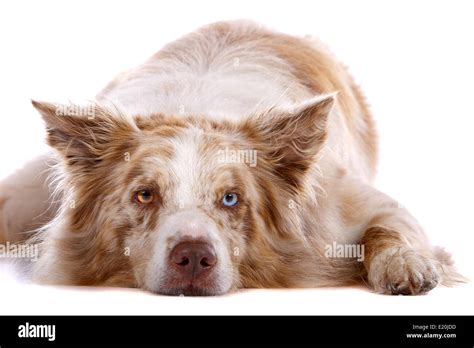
top-left (245, 94), bottom-right (335, 184)
top-left (32, 100), bottom-right (136, 165)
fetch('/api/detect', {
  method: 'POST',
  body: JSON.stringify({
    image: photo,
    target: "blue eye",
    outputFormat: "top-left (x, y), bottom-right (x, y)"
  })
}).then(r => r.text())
top-left (222, 193), bottom-right (239, 207)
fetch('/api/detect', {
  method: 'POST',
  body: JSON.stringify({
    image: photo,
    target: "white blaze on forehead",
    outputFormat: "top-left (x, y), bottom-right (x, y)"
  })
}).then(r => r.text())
top-left (168, 129), bottom-right (204, 208)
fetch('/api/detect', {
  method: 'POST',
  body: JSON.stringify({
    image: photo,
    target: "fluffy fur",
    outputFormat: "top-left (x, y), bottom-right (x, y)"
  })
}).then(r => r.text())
top-left (0, 21), bottom-right (463, 295)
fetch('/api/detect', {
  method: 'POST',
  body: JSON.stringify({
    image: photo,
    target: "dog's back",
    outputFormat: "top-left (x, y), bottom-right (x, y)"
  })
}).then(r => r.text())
top-left (98, 20), bottom-right (377, 182)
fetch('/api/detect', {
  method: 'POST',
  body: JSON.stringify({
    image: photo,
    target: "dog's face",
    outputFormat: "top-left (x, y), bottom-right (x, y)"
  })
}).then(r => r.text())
top-left (112, 117), bottom-right (262, 295)
top-left (33, 96), bottom-right (333, 295)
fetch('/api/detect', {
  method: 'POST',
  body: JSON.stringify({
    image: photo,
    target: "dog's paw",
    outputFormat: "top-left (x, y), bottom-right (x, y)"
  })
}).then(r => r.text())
top-left (367, 247), bottom-right (439, 295)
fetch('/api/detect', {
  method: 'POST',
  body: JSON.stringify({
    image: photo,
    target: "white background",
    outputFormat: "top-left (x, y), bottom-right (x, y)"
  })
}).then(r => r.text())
top-left (0, 0), bottom-right (473, 314)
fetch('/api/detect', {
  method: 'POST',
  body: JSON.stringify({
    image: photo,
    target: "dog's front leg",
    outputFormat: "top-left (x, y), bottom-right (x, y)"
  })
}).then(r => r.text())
top-left (361, 222), bottom-right (440, 295)
top-left (334, 178), bottom-right (445, 295)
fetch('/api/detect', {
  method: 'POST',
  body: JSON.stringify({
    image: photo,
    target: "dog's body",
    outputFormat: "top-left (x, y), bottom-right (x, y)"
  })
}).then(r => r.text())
top-left (0, 21), bottom-right (461, 295)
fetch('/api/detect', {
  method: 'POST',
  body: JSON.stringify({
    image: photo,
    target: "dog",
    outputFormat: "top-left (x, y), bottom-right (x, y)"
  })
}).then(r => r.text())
top-left (0, 20), bottom-right (463, 295)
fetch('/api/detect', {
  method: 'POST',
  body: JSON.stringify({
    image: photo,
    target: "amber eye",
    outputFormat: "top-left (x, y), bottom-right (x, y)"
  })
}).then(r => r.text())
top-left (135, 190), bottom-right (155, 205)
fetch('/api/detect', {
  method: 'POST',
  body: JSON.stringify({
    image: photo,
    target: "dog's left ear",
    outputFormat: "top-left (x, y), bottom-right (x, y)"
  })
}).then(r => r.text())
top-left (245, 94), bottom-right (335, 183)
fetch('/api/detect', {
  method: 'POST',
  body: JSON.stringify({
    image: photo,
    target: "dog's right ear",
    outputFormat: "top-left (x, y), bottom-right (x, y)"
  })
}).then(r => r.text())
top-left (32, 100), bottom-right (136, 164)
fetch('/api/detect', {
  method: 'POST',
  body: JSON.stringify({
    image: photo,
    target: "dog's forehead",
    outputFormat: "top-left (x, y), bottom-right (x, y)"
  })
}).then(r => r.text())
top-left (165, 126), bottom-right (219, 169)
top-left (144, 126), bottom-right (224, 204)
top-left (167, 128), bottom-right (204, 203)
top-left (129, 121), bottom-right (249, 199)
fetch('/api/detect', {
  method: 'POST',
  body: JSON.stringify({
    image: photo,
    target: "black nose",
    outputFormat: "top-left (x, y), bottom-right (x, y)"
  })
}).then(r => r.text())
top-left (169, 241), bottom-right (217, 280)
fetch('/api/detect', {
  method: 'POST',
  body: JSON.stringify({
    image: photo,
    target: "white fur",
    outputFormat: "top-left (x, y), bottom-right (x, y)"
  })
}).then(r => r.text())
top-left (97, 23), bottom-right (311, 122)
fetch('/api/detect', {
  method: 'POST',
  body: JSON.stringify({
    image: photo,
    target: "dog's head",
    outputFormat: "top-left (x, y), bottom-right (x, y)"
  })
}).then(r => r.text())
top-left (33, 95), bottom-right (334, 295)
